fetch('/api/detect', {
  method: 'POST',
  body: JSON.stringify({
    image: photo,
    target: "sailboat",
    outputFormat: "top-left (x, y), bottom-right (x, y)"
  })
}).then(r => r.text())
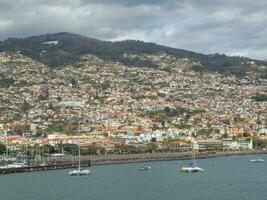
top-left (139, 152), bottom-right (151, 171)
top-left (139, 165), bottom-right (151, 171)
top-left (250, 139), bottom-right (264, 163)
top-left (2, 129), bottom-right (16, 162)
top-left (69, 144), bottom-right (91, 176)
top-left (251, 158), bottom-right (264, 163)
top-left (180, 141), bottom-right (204, 173)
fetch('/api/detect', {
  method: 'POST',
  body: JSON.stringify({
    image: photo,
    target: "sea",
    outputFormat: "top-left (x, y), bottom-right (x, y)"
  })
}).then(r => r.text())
top-left (1, 154), bottom-right (267, 200)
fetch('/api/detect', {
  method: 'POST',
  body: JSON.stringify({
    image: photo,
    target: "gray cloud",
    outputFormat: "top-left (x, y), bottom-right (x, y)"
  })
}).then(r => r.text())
top-left (0, 0), bottom-right (267, 59)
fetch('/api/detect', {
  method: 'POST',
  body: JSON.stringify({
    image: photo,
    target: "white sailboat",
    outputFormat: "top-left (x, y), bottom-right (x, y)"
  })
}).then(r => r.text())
top-left (251, 139), bottom-right (264, 163)
top-left (251, 158), bottom-right (264, 163)
top-left (69, 144), bottom-right (90, 176)
top-left (2, 129), bottom-right (16, 162)
top-left (180, 141), bottom-right (204, 173)
top-left (139, 165), bottom-right (151, 171)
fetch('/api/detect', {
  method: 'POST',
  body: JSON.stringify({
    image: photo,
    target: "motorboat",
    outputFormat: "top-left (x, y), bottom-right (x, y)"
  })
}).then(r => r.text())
top-left (139, 165), bottom-right (151, 171)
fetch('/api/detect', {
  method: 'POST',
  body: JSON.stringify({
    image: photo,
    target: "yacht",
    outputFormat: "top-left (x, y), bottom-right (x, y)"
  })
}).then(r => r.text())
top-left (69, 144), bottom-right (90, 176)
top-left (250, 139), bottom-right (264, 163)
top-left (1, 162), bottom-right (28, 169)
top-left (251, 158), bottom-right (264, 163)
top-left (180, 141), bottom-right (204, 173)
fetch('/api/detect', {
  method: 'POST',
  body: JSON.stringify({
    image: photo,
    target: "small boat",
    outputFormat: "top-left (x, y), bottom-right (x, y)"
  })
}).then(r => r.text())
top-left (180, 166), bottom-right (204, 173)
top-left (1, 157), bottom-right (17, 162)
top-left (69, 144), bottom-right (91, 176)
top-left (69, 169), bottom-right (91, 176)
top-left (39, 162), bottom-right (49, 167)
top-left (139, 165), bottom-right (151, 171)
top-left (180, 141), bottom-right (204, 173)
top-left (251, 158), bottom-right (264, 163)
top-left (250, 140), bottom-right (264, 163)
top-left (3, 162), bottom-right (28, 169)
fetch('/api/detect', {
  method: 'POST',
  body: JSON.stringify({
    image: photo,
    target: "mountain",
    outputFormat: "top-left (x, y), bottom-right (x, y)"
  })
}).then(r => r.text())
top-left (0, 32), bottom-right (266, 77)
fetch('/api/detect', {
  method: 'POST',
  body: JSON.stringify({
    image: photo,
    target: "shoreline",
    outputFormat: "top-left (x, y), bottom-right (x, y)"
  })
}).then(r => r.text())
top-left (1, 150), bottom-right (266, 174)
top-left (88, 150), bottom-right (267, 166)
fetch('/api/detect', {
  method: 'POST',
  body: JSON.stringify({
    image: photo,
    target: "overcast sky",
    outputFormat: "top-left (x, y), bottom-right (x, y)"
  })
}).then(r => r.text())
top-left (0, 0), bottom-right (266, 59)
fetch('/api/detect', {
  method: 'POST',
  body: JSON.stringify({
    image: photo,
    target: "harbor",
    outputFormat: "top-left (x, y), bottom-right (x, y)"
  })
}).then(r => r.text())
top-left (1, 150), bottom-right (266, 175)
top-left (1, 154), bottom-right (267, 200)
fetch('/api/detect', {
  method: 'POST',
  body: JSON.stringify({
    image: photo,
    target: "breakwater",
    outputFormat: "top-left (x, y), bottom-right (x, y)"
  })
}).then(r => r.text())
top-left (89, 150), bottom-right (267, 165)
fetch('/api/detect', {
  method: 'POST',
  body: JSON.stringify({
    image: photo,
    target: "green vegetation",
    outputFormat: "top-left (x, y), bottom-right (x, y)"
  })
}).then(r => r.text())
top-left (144, 107), bottom-right (204, 127)
top-left (43, 144), bottom-right (56, 154)
top-left (21, 100), bottom-right (31, 113)
top-left (252, 92), bottom-right (267, 102)
top-left (0, 143), bottom-right (6, 154)
top-left (1, 32), bottom-right (265, 76)
top-left (253, 139), bottom-right (267, 149)
top-left (191, 54), bottom-right (252, 77)
top-left (14, 124), bottom-right (30, 133)
top-left (46, 121), bottom-right (78, 135)
top-left (59, 144), bottom-right (78, 155)
top-left (196, 128), bottom-right (212, 137)
top-left (37, 89), bottom-right (49, 101)
top-left (0, 75), bottom-right (15, 88)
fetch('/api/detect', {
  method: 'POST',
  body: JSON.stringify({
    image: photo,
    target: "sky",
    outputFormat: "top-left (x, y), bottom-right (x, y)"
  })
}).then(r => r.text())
top-left (0, 0), bottom-right (266, 60)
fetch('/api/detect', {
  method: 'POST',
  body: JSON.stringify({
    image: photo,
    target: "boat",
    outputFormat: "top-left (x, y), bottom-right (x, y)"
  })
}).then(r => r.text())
top-left (69, 169), bottom-right (91, 176)
top-left (139, 165), bottom-right (151, 171)
top-left (250, 139), bottom-right (264, 163)
top-left (251, 158), bottom-right (264, 163)
top-left (180, 141), bottom-right (204, 173)
top-left (1, 157), bottom-right (17, 162)
top-left (1, 162), bottom-right (28, 169)
top-left (69, 144), bottom-right (91, 176)
top-left (180, 165), bottom-right (204, 173)
top-left (1, 129), bottom-right (17, 163)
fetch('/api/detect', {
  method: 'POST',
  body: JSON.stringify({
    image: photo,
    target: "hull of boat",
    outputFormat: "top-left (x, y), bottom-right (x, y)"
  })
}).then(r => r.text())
top-left (139, 166), bottom-right (151, 171)
top-left (251, 159), bottom-right (264, 163)
top-left (180, 166), bottom-right (204, 173)
top-left (69, 169), bottom-right (91, 176)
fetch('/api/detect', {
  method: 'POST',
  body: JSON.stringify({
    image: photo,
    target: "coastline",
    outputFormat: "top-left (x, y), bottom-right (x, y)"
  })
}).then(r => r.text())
top-left (1, 150), bottom-right (266, 174)
top-left (88, 150), bottom-right (267, 166)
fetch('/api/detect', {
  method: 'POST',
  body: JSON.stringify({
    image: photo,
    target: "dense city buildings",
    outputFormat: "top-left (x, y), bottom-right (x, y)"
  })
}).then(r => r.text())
top-left (0, 51), bottom-right (266, 153)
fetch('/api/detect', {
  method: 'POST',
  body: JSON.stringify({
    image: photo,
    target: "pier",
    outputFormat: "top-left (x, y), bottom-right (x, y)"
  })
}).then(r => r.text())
top-left (0, 159), bottom-right (91, 175)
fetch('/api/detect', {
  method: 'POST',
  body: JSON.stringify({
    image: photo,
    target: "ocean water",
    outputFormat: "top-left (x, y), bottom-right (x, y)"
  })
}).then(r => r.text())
top-left (1, 154), bottom-right (267, 200)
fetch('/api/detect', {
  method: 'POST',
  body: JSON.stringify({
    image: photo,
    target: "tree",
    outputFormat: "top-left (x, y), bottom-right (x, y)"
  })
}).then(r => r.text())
top-left (56, 96), bottom-right (62, 101)
top-left (0, 143), bottom-right (6, 154)
top-left (252, 92), bottom-right (267, 102)
top-left (70, 77), bottom-right (77, 88)
top-left (21, 100), bottom-right (31, 113)
top-left (43, 144), bottom-right (56, 154)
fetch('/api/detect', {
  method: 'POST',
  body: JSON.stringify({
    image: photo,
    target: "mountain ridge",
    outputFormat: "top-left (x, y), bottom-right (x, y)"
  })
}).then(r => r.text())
top-left (0, 32), bottom-right (266, 77)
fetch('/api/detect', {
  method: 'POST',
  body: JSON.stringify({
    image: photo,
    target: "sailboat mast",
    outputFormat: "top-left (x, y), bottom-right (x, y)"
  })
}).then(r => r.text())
top-left (5, 130), bottom-right (8, 158)
top-left (78, 145), bottom-right (81, 171)
top-left (192, 141), bottom-right (197, 167)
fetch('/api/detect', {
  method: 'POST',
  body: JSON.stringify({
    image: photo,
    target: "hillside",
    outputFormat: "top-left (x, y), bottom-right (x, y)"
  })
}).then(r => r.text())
top-left (0, 32), bottom-right (267, 77)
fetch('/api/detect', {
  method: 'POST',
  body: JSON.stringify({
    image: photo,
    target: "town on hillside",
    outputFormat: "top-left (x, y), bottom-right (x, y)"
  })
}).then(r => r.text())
top-left (0, 51), bottom-right (267, 159)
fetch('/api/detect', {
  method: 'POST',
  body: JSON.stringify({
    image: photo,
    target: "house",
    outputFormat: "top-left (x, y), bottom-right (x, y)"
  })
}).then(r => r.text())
top-left (196, 140), bottom-right (223, 151)
top-left (223, 139), bottom-right (253, 150)
top-left (170, 141), bottom-right (191, 152)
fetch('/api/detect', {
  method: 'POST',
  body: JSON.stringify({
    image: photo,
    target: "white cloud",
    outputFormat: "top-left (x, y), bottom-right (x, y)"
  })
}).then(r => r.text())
top-left (0, 0), bottom-right (267, 59)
